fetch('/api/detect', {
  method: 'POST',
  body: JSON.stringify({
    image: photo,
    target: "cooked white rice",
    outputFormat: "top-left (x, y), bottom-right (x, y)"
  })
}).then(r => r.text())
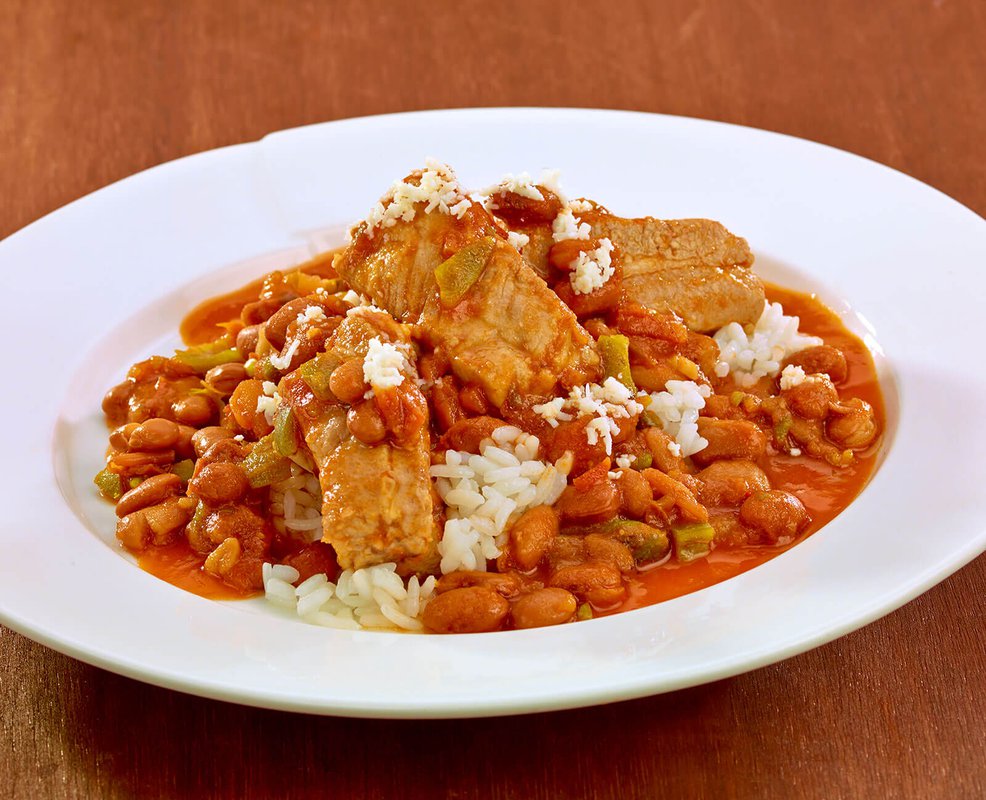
top-left (643, 380), bottom-right (711, 457)
top-left (714, 301), bottom-right (823, 387)
top-left (431, 425), bottom-right (572, 574)
top-left (269, 464), bottom-right (323, 536)
top-left (262, 561), bottom-right (437, 632)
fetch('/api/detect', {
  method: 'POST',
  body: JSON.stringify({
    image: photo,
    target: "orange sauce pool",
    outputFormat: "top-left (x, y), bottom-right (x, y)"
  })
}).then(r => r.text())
top-left (179, 250), bottom-right (338, 345)
top-left (137, 541), bottom-right (249, 600)
top-left (609, 283), bottom-right (885, 614)
top-left (146, 270), bottom-right (885, 616)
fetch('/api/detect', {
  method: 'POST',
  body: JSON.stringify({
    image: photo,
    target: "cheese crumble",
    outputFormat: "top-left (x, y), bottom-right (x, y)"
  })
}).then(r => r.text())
top-left (256, 380), bottom-right (282, 425)
top-left (533, 378), bottom-right (644, 455)
top-left (357, 158), bottom-right (469, 236)
top-left (552, 207), bottom-right (591, 242)
top-left (570, 238), bottom-right (615, 295)
top-left (507, 231), bottom-right (530, 250)
top-left (362, 337), bottom-right (409, 390)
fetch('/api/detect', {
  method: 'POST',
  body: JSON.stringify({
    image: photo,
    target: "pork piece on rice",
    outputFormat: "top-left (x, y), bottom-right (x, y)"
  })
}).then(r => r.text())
top-left (282, 308), bottom-right (441, 575)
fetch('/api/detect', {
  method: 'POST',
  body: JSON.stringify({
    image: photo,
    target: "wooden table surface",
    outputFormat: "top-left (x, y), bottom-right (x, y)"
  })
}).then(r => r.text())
top-left (2, 1), bottom-right (984, 797)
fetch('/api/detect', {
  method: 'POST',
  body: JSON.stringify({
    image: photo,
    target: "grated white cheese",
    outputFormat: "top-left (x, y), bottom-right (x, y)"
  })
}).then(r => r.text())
top-left (779, 364), bottom-right (808, 390)
top-left (356, 158), bottom-right (469, 236)
top-left (297, 305), bottom-right (327, 325)
top-left (615, 454), bottom-right (637, 470)
top-left (507, 230), bottom-right (530, 250)
top-left (256, 380), bottom-right (282, 425)
top-left (552, 207), bottom-right (591, 242)
top-left (269, 339), bottom-right (300, 371)
top-left (533, 378), bottom-right (643, 455)
top-left (537, 168), bottom-right (564, 199)
top-left (568, 199), bottom-right (595, 214)
top-left (643, 380), bottom-right (712, 458)
top-left (484, 172), bottom-right (544, 202)
top-left (362, 337), bottom-right (409, 390)
top-left (569, 238), bottom-right (615, 295)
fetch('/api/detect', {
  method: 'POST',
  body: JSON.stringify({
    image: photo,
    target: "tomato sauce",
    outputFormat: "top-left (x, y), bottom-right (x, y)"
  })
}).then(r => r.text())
top-left (153, 266), bottom-right (885, 615)
top-left (609, 283), bottom-right (885, 615)
top-left (137, 541), bottom-right (250, 600)
top-left (179, 250), bottom-right (338, 345)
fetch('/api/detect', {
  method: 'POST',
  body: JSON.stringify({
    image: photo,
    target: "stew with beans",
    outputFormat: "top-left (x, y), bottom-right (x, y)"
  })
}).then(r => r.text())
top-left (95, 162), bottom-right (883, 634)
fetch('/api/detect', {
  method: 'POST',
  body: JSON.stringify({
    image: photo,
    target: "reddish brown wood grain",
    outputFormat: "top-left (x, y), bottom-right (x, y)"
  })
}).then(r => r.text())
top-left (1, 0), bottom-right (984, 797)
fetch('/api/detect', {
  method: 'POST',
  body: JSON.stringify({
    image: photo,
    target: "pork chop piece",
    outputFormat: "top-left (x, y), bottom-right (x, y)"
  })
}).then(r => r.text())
top-left (337, 174), bottom-right (600, 407)
top-left (513, 203), bottom-right (762, 332)
top-left (282, 310), bottom-right (440, 575)
top-left (588, 215), bottom-right (763, 332)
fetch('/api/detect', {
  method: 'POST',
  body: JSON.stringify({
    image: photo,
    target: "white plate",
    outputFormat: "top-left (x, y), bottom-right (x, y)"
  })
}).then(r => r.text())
top-left (1, 109), bottom-right (984, 718)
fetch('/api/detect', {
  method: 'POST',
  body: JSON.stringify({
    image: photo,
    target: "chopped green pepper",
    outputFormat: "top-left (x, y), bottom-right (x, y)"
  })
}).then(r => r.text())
top-left (435, 237), bottom-right (497, 308)
top-left (774, 415), bottom-right (793, 443)
top-left (242, 434), bottom-right (293, 488)
top-left (598, 334), bottom-right (636, 392)
top-left (593, 519), bottom-right (671, 566)
top-left (172, 459), bottom-right (195, 482)
top-left (298, 352), bottom-right (342, 400)
top-left (671, 522), bottom-right (716, 563)
top-left (128, 477), bottom-right (143, 489)
top-left (273, 405), bottom-right (299, 457)
top-left (93, 468), bottom-right (124, 501)
top-left (634, 452), bottom-right (653, 470)
top-left (576, 603), bottom-right (594, 621)
top-left (174, 338), bottom-right (240, 373)
top-left (730, 391), bottom-right (745, 407)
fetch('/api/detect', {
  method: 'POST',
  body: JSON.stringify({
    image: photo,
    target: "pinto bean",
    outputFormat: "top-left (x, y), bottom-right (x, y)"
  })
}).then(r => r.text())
top-left (329, 357), bottom-right (368, 405)
top-left (692, 419), bottom-right (767, 466)
top-left (142, 496), bottom-right (197, 545)
top-left (108, 422), bottom-right (140, 451)
top-left (422, 587), bottom-right (510, 633)
top-left (511, 588), bottom-right (578, 629)
top-left (189, 462), bottom-right (249, 506)
top-left (127, 418), bottom-right (180, 451)
top-left (263, 298), bottom-right (312, 351)
top-left (437, 416), bottom-right (502, 453)
top-left (108, 449), bottom-right (175, 477)
top-left (740, 490), bottom-right (808, 544)
top-left (173, 394), bottom-right (215, 427)
top-left (549, 562), bottom-right (626, 608)
top-left (115, 473), bottom-right (183, 517)
top-left (235, 325), bottom-right (260, 359)
top-left (347, 400), bottom-right (386, 444)
top-left (173, 424), bottom-right (197, 459)
top-left (556, 480), bottom-right (621, 525)
top-left (205, 362), bottom-right (248, 396)
top-left (784, 345), bottom-right (848, 384)
top-left (191, 426), bottom-right (235, 458)
top-left (509, 506), bottom-right (559, 571)
top-left (436, 571), bottom-right (522, 598)
top-left (618, 468), bottom-right (652, 518)
top-left (785, 375), bottom-right (838, 420)
top-left (584, 534), bottom-right (635, 573)
top-left (827, 398), bottom-right (878, 449)
top-left (697, 460), bottom-right (770, 507)
top-left (116, 511), bottom-right (152, 550)
top-left (102, 382), bottom-right (134, 426)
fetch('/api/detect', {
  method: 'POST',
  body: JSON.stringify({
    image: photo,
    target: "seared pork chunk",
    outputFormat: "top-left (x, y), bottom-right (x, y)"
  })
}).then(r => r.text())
top-left (283, 310), bottom-right (440, 574)
top-left (338, 202), bottom-right (599, 406)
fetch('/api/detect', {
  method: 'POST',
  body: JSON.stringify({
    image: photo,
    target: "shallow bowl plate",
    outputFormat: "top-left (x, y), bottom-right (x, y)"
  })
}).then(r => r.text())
top-left (1, 108), bottom-right (984, 718)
